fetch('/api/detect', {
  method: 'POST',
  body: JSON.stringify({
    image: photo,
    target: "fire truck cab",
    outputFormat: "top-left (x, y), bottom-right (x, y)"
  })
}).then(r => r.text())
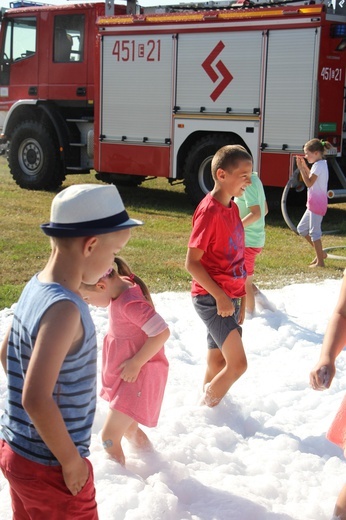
top-left (0, 2), bottom-right (125, 189)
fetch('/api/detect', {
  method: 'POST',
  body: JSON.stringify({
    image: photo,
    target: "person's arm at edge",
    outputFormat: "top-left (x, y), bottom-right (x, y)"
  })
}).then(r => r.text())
top-left (310, 273), bottom-right (346, 390)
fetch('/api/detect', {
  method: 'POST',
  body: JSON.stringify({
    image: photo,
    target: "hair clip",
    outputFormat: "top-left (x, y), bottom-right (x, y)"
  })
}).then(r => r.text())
top-left (102, 267), bottom-right (113, 278)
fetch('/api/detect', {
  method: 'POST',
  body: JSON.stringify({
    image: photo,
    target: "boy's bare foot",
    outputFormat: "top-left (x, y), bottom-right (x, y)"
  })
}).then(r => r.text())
top-left (201, 384), bottom-right (221, 408)
top-left (309, 262), bottom-right (325, 268)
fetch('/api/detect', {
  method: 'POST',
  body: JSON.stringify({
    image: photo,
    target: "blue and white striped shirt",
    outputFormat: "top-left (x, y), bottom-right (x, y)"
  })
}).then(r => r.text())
top-left (0, 274), bottom-right (97, 465)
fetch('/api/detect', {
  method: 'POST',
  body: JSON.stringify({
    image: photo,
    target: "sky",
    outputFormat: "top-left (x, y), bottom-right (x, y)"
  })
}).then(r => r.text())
top-left (1, 277), bottom-right (346, 519)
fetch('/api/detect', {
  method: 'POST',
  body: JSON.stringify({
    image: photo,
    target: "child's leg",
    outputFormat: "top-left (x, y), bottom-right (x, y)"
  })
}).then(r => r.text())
top-left (124, 421), bottom-right (152, 450)
top-left (203, 347), bottom-right (226, 389)
top-left (297, 210), bottom-right (320, 263)
top-left (245, 275), bottom-right (255, 314)
top-left (243, 248), bottom-right (259, 314)
top-left (300, 231), bottom-right (327, 266)
top-left (310, 238), bottom-right (325, 268)
top-left (102, 408), bottom-right (135, 466)
top-left (302, 235), bottom-right (327, 266)
top-left (334, 483), bottom-right (346, 519)
top-left (204, 329), bottom-right (247, 407)
top-left (305, 211), bottom-right (325, 266)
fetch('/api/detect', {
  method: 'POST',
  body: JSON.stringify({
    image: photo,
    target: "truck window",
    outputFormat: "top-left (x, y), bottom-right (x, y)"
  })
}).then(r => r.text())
top-left (2, 17), bottom-right (36, 62)
top-left (53, 14), bottom-right (84, 63)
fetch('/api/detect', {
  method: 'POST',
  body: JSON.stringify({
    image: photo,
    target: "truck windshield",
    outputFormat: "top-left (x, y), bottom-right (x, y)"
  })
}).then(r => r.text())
top-left (2, 16), bottom-right (36, 61)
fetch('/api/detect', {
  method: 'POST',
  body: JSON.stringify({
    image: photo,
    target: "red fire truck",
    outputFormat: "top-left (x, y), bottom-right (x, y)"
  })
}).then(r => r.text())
top-left (0, 0), bottom-right (346, 205)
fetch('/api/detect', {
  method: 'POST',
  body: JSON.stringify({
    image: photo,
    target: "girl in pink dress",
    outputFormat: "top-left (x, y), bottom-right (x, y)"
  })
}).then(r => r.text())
top-left (81, 257), bottom-right (170, 466)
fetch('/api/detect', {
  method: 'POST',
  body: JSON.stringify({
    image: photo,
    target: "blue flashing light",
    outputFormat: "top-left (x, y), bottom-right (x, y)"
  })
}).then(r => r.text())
top-left (10, 1), bottom-right (46, 7)
top-left (331, 24), bottom-right (346, 38)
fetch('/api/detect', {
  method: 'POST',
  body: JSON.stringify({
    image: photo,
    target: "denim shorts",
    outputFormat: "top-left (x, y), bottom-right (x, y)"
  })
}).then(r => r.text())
top-left (192, 293), bottom-right (242, 350)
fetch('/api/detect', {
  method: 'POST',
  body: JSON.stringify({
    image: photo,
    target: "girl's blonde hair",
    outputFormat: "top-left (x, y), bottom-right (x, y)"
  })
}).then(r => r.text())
top-left (111, 256), bottom-right (154, 307)
top-left (304, 138), bottom-right (333, 156)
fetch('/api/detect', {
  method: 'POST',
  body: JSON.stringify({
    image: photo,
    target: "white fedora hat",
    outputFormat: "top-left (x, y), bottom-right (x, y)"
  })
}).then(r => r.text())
top-left (41, 184), bottom-right (142, 237)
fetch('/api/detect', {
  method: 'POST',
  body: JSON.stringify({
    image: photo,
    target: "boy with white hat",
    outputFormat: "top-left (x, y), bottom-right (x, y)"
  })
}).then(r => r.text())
top-left (0, 184), bottom-right (142, 519)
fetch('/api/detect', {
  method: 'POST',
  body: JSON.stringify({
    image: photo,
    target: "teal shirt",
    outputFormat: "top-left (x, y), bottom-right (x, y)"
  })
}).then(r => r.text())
top-left (234, 172), bottom-right (266, 248)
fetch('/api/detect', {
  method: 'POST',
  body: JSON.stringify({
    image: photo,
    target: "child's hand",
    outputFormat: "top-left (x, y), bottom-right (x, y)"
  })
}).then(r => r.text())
top-left (62, 456), bottom-right (89, 496)
top-left (310, 362), bottom-right (335, 390)
top-left (295, 155), bottom-right (305, 168)
top-left (119, 358), bottom-right (141, 383)
top-left (216, 293), bottom-right (235, 317)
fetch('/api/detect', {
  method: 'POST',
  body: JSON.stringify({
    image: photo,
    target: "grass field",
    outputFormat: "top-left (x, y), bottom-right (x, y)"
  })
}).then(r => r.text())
top-left (0, 156), bottom-right (346, 309)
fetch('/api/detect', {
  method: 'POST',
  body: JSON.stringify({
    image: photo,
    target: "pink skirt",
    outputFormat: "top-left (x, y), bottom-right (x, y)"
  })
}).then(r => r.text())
top-left (327, 396), bottom-right (346, 449)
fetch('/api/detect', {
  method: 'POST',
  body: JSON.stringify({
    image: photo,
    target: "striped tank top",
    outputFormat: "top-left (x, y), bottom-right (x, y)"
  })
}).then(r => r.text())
top-left (0, 274), bottom-right (97, 465)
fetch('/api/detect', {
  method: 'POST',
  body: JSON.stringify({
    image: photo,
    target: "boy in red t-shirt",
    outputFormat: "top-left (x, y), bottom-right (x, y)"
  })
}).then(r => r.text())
top-left (185, 145), bottom-right (252, 407)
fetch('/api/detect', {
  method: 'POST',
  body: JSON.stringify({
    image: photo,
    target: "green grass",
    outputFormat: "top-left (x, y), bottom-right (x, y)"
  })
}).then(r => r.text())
top-left (0, 156), bottom-right (346, 309)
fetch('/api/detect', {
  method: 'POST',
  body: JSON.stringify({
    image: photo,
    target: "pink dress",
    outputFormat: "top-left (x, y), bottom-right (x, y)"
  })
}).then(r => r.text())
top-left (100, 284), bottom-right (169, 427)
top-left (327, 396), bottom-right (346, 450)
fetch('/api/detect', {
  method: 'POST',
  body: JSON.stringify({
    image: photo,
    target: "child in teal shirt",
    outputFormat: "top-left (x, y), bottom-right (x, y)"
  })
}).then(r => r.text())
top-left (234, 172), bottom-right (273, 316)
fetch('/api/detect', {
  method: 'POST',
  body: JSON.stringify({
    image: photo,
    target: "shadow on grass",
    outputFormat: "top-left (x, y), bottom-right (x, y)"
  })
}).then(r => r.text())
top-left (60, 176), bottom-right (346, 231)
top-left (116, 182), bottom-right (194, 216)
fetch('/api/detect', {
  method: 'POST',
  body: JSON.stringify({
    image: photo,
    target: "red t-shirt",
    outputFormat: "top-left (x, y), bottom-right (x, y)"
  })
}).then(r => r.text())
top-left (188, 193), bottom-right (246, 298)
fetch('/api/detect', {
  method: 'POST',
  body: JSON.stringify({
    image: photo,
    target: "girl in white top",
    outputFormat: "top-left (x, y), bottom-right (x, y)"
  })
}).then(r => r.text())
top-left (296, 138), bottom-right (333, 267)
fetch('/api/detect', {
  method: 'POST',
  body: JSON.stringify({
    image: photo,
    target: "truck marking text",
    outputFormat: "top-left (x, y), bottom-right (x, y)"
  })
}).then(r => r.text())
top-left (112, 39), bottom-right (161, 62)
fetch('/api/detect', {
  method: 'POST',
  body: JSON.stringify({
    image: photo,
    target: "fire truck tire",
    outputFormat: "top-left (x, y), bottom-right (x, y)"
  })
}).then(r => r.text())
top-left (8, 120), bottom-right (65, 190)
top-left (183, 134), bottom-right (240, 206)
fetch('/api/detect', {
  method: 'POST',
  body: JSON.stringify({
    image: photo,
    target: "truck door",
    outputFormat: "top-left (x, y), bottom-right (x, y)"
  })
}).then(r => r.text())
top-left (0, 16), bottom-right (38, 101)
top-left (176, 30), bottom-right (263, 115)
top-left (174, 29), bottom-right (263, 170)
top-left (262, 27), bottom-right (319, 151)
top-left (99, 33), bottom-right (175, 175)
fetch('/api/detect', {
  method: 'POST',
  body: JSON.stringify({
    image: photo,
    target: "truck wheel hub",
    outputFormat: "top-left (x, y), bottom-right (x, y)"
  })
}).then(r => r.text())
top-left (19, 140), bottom-right (42, 174)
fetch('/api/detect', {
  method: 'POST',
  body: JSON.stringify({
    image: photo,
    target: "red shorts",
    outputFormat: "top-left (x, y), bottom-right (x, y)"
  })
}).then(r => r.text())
top-left (0, 440), bottom-right (98, 520)
top-left (244, 247), bottom-right (262, 277)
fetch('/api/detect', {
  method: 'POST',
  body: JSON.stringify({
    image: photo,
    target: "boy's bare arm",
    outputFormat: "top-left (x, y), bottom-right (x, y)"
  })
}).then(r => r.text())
top-left (0, 324), bottom-right (11, 374)
top-left (185, 247), bottom-right (235, 317)
top-left (22, 300), bottom-right (89, 495)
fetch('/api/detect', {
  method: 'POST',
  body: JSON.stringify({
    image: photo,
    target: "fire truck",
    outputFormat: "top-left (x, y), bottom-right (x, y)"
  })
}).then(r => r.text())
top-left (0, 0), bottom-right (346, 206)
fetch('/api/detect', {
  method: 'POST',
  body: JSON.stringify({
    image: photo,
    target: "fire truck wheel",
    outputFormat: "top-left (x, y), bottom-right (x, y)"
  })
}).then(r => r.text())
top-left (7, 120), bottom-right (65, 190)
top-left (183, 134), bottom-right (240, 206)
